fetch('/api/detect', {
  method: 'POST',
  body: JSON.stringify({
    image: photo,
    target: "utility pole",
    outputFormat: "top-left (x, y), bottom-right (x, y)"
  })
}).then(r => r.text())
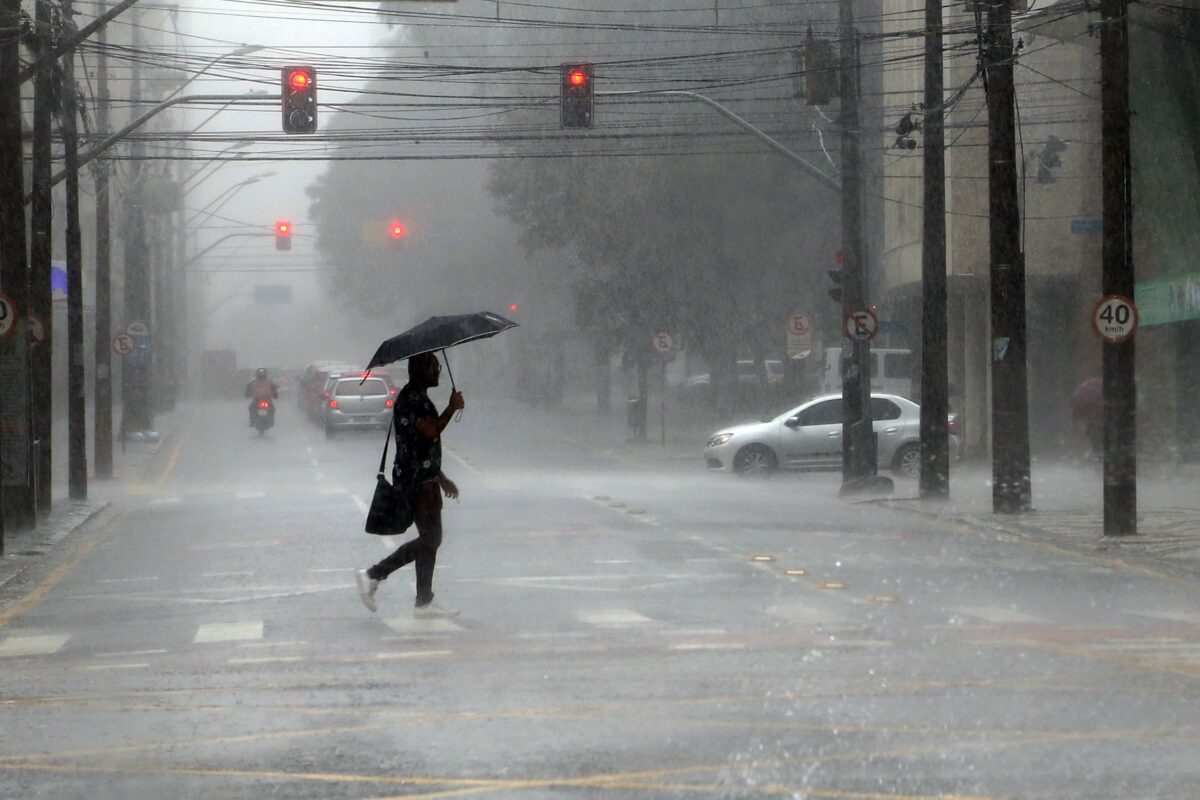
top-left (61, 0), bottom-right (87, 500)
top-left (122, 9), bottom-right (153, 435)
top-left (1, 0), bottom-right (35, 543)
top-left (93, 7), bottom-right (113, 478)
top-left (983, 0), bottom-right (1031, 513)
top-left (1100, 0), bottom-right (1136, 535)
top-left (838, 0), bottom-right (877, 493)
top-left (919, 0), bottom-right (949, 498)
top-left (30, 0), bottom-right (55, 513)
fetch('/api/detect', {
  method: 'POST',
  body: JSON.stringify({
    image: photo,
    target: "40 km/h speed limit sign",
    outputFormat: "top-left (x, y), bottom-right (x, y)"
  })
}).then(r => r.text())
top-left (1092, 294), bottom-right (1138, 344)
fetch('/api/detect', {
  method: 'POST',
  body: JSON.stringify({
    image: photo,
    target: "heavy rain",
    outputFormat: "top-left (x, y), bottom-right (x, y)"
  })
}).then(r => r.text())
top-left (0, 0), bottom-right (1198, 797)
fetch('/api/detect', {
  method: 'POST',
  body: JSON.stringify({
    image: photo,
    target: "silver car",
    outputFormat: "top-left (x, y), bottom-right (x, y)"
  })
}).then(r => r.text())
top-left (321, 374), bottom-right (395, 438)
top-left (704, 393), bottom-right (939, 478)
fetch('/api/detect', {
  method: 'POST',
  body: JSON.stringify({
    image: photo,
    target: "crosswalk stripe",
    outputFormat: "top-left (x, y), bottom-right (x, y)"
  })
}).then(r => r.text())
top-left (193, 622), bottom-right (263, 644)
top-left (0, 634), bottom-right (71, 658)
top-left (577, 609), bottom-right (653, 628)
top-left (383, 616), bottom-right (463, 634)
top-left (958, 606), bottom-right (1046, 624)
top-left (1131, 610), bottom-right (1200, 625)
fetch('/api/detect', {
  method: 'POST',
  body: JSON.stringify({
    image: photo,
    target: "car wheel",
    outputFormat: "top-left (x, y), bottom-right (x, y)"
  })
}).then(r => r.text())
top-left (733, 444), bottom-right (776, 478)
top-left (892, 443), bottom-right (920, 478)
top-left (324, 424), bottom-right (337, 440)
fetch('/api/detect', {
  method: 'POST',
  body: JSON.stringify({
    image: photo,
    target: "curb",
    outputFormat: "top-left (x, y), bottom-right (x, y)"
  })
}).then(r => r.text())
top-left (0, 499), bottom-right (112, 594)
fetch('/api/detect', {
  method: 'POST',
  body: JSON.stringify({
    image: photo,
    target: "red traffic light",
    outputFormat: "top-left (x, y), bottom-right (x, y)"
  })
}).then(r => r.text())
top-left (567, 68), bottom-right (588, 88)
top-left (276, 220), bottom-right (291, 235)
top-left (509, 303), bottom-right (519, 313)
top-left (288, 69), bottom-right (311, 90)
top-left (389, 219), bottom-right (406, 239)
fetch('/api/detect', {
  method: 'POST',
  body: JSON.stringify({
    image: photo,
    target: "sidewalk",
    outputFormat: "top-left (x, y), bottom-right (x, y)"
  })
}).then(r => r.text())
top-left (0, 403), bottom-right (191, 593)
top-left (521, 395), bottom-right (1200, 581)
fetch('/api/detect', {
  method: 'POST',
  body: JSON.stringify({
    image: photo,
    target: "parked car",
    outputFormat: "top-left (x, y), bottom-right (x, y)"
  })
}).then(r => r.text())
top-left (298, 361), bottom-right (361, 418)
top-left (682, 359), bottom-right (784, 400)
top-left (820, 348), bottom-right (914, 399)
top-left (319, 372), bottom-right (397, 438)
top-left (703, 393), bottom-right (959, 478)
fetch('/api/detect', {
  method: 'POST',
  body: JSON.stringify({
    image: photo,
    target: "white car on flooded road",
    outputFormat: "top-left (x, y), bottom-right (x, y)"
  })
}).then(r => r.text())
top-left (704, 393), bottom-right (957, 478)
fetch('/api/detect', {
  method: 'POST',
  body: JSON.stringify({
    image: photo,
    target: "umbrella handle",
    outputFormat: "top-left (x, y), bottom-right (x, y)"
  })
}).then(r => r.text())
top-left (441, 350), bottom-right (464, 421)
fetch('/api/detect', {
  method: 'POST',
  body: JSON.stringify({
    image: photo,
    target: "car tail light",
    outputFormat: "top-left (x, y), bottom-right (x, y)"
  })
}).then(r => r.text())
top-left (946, 415), bottom-right (959, 436)
top-left (323, 390), bottom-right (331, 398)
top-left (328, 399), bottom-right (339, 409)
top-left (385, 398), bottom-right (394, 408)
top-left (258, 401), bottom-right (270, 409)
top-left (389, 388), bottom-right (398, 395)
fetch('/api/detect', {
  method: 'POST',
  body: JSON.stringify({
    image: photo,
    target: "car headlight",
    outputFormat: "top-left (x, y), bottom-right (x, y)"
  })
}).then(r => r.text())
top-left (707, 433), bottom-right (734, 448)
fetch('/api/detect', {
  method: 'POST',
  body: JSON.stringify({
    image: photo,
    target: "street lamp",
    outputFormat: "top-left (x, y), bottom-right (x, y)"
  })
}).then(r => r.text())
top-left (160, 44), bottom-right (265, 106)
top-left (185, 172), bottom-right (275, 229)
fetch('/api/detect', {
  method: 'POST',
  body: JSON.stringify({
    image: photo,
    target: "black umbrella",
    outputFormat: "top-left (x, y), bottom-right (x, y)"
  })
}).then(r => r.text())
top-left (365, 311), bottom-right (518, 390)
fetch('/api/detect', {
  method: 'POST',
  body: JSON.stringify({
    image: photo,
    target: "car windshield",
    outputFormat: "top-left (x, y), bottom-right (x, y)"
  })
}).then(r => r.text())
top-left (335, 378), bottom-right (388, 397)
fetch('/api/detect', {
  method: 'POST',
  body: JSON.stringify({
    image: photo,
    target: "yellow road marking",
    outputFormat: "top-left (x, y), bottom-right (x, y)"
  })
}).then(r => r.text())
top-left (154, 416), bottom-right (191, 488)
top-left (0, 510), bottom-right (127, 632)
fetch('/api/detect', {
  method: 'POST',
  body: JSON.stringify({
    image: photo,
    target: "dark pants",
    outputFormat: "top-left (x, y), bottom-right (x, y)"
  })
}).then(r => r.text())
top-left (367, 481), bottom-right (443, 606)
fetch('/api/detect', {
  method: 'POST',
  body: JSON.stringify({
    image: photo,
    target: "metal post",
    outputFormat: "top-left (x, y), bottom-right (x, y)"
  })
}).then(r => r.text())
top-left (1100, 0), bottom-right (1136, 535)
top-left (61, 0), bottom-right (86, 499)
top-left (919, 0), bottom-right (949, 498)
top-left (839, 1), bottom-right (876, 492)
top-left (122, 10), bottom-right (152, 434)
top-left (984, 0), bottom-right (1032, 513)
top-left (92, 8), bottom-right (112, 478)
top-left (30, 0), bottom-right (54, 512)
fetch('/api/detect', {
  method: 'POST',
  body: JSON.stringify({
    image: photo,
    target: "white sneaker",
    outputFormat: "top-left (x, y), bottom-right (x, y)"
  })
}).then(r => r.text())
top-left (355, 569), bottom-right (379, 613)
top-left (413, 603), bottom-right (459, 620)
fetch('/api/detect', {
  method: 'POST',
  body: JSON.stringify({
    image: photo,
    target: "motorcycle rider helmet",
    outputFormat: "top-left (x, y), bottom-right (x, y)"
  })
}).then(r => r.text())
top-left (256, 368), bottom-right (268, 379)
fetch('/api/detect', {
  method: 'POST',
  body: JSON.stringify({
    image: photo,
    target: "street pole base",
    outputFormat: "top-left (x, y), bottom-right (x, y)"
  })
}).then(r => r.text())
top-left (840, 475), bottom-right (894, 497)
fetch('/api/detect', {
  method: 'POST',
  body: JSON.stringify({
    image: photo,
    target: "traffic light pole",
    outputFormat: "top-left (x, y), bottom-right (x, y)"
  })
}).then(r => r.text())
top-left (837, 2), bottom-right (878, 493)
top-left (93, 13), bottom-right (113, 479)
top-left (29, 0), bottom-right (54, 513)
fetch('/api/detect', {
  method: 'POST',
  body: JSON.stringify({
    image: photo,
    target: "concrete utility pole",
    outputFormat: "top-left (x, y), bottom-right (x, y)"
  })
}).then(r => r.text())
top-left (122, 9), bottom-right (153, 435)
top-left (0, 0), bottom-right (35, 543)
top-left (61, 0), bottom-right (87, 500)
top-left (984, 0), bottom-right (1032, 513)
top-left (1100, 0), bottom-right (1136, 535)
top-left (30, 0), bottom-right (55, 512)
top-left (93, 9), bottom-right (113, 479)
top-left (919, 0), bottom-right (950, 499)
top-left (838, 0), bottom-right (877, 493)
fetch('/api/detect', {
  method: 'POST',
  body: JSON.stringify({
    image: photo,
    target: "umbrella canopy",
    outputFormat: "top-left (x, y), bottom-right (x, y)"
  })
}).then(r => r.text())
top-left (365, 312), bottom-right (518, 372)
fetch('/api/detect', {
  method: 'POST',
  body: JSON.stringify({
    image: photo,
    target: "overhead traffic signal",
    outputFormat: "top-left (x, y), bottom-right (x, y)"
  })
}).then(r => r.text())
top-left (389, 219), bottom-right (406, 240)
top-left (827, 250), bottom-right (843, 303)
top-left (560, 63), bottom-right (593, 129)
top-left (275, 220), bottom-right (292, 251)
top-left (803, 38), bottom-right (837, 106)
top-left (281, 66), bottom-right (317, 134)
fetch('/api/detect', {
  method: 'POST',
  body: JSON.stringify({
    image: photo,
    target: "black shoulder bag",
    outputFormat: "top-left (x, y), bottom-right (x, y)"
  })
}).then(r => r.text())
top-left (364, 418), bottom-right (415, 536)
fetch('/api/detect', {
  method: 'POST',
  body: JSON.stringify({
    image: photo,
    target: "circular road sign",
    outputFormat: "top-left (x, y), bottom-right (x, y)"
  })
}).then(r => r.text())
top-left (112, 332), bottom-right (134, 357)
top-left (843, 308), bottom-right (879, 341)
top-left (786, 310), bottom-right (813, 337)
top-left (0, 292), bottom-right (17, 341)
top-left (652, 331), bottom-right (673, 354)
top-left (1092, 294), bottom-right (1138, 343)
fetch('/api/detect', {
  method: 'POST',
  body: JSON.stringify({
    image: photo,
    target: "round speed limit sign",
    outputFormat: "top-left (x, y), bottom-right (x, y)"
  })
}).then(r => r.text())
top-left (1092, 294), bottom-right (1138, 343)
top-left (0, 291), bottom-right (18, 341)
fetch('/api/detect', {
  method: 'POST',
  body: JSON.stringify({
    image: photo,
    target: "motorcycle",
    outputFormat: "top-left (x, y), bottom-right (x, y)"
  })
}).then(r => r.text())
top-left (252, 400), bottom-right (275, 435)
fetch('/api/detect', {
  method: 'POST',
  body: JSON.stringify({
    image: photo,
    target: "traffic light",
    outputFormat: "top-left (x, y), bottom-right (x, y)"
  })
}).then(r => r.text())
top-left (281, 66), bottom-right (317, 134)
top-left (275, 220), bottom-right (292, 251)
top-left (560, 63), bottom-right (593, 129)
top-left (804, 38), bottom-right (837, 106)
top-left (827, 250), bottom-right (843, 303)
top-left (389, 219), bottom-right (406, 241)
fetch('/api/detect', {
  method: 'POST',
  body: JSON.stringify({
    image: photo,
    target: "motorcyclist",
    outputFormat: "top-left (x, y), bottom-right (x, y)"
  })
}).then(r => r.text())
top-left (245, 367), bottom-right (279, 426)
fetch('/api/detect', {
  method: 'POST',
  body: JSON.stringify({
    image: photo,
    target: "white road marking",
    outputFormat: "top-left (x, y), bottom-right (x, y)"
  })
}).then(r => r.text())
top-left (227, 655), bottom-right (305, 665)
top-left (959, 606), bottom-right (1046, 625)
top-left (578, 609), bottom-right (653, 628)
top-left (307, 568), bottom-right (355, 574)
top-left (671, 642), bottom-right (745, 651)
top-left (319, 488), bottom-right (349, 495)
top-left (76, 663), bottom-right (150, 671)
top-left (149, 497), bottom-right (181, 505)
top-left (375, 650), bottom-right (453, 659)
top-left (95, 649), bottom-right (167, 658)
top-left (309, 458), bottom-right (320, 468)
top-left (384, 616), bottom-right (463, 634)
top-left (1132, 610), bottom-right (1200, 625)
top-left (443, 448), bottom-right (481, 477)
top-left (594, 560), bottom-right (631, 565)
top-left (193, 621), bottom-right (263, 644)
top-left (235, 491), bottom-right (266, 499)
top-left (202, 571), bottom-right (255, 578)
top-left (191, 541), bottom-right (281, 551)
top-left (96, 576), bottom-right (159, 584)
top-left (764, 604), bottom-right (851, 626)
top-left (351, 494), bottom-right (370, 515)
top-left (0, 634), bottom-right (71, 658)
top-left (237, 640), bottom-right (307, 649)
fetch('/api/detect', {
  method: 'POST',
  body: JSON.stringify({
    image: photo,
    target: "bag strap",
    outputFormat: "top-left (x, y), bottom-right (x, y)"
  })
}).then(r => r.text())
top-left (377, 416), bottom-right (393, 476)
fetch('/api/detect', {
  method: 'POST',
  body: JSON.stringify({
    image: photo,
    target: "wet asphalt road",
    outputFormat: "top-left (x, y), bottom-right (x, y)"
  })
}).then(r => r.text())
top-left (1, 397), bottom-right (1198, 799)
